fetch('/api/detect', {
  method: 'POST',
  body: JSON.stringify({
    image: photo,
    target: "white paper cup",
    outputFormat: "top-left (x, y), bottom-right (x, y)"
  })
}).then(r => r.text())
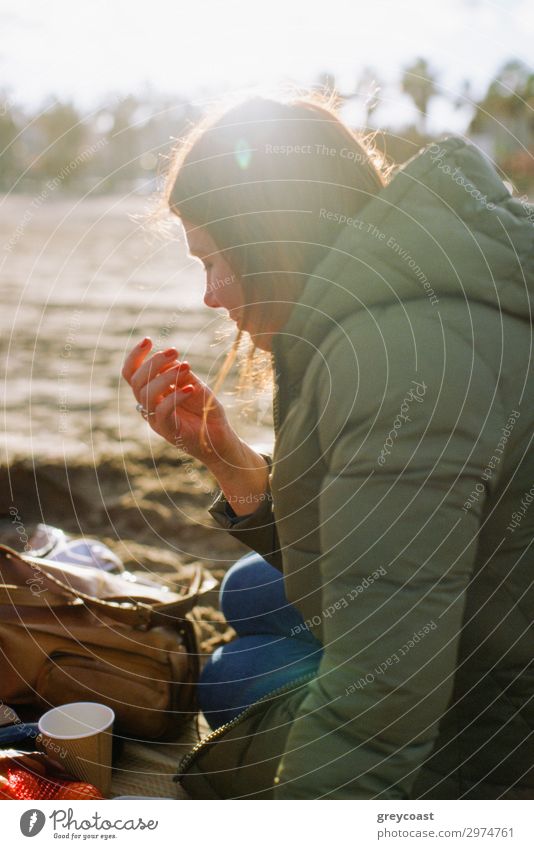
top-left (38, 702), bottom-right (114, 796)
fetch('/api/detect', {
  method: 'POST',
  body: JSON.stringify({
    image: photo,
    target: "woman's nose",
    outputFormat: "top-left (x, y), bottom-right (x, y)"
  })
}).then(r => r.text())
top-left (204, 284), bottom-right (220, 309)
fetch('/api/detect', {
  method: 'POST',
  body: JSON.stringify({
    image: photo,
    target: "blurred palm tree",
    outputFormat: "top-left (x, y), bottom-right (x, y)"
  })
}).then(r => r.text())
top-left (401, 58), bottom-right (438, 134)
top-left (0, 90), bottom-right (20, 190)
top-left (314, 68), bottom-right (382, 128)
top-left (470, 59), bottom-right (534, 147)
top-left (469, 59), bottom-right (534, 190)
top-left (356, 67), bottom-right (382, 128)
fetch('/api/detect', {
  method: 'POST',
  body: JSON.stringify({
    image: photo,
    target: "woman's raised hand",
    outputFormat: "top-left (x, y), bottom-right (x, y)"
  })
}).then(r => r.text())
top-left (122, 338), bottom-right (237, 468)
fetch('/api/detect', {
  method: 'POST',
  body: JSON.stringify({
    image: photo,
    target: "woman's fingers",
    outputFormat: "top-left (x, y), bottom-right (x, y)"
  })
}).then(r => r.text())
top-left (153, 381), bottom-right (199, 422)
top-left (129, 348), bottom-right (182, 394)
top-left (139, 362), bottom-right (191, 410)
top-left (121, 337), bottom-right (152, 382)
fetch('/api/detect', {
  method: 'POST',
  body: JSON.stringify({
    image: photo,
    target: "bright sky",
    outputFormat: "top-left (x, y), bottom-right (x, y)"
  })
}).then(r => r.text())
top-left (0, 0), bottom-right (532, 131)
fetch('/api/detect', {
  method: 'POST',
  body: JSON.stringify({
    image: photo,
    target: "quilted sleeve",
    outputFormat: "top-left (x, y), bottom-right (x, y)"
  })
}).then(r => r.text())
top-left (208, 453), bottom-right (283, 571)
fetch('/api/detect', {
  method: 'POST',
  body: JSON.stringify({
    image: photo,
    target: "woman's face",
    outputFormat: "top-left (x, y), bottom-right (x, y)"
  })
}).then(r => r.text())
top-left (182, 220), bottom-right (292, 352)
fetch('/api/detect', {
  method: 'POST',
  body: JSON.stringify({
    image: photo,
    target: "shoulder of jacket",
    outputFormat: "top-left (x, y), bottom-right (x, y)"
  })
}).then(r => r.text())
top-left (305, 299), bottom-right (501, 431)
top-left (309, 301), bottom-right (439, 367)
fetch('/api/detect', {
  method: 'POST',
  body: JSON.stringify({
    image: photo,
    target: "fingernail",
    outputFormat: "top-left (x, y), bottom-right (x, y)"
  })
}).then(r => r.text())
top-left (179, 384), bottom-right (195, 394)
top-left (164, 348), bottom-right (177, 358)
top-left (140, 337), bottom-right (151, 349)
top-left (177, 361), bottom-right (190, 370)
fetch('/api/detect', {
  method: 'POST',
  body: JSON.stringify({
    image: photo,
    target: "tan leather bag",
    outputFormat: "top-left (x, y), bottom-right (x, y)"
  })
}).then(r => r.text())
top-left (0, 544), bottom-right (215, 739)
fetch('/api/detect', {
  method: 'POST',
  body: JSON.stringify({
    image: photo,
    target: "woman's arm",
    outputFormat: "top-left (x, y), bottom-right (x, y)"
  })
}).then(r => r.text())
top-left (205, 440), bottom-right (269, 516)
top-left (208, 451), bottom-right (283, 570)
top-left (122, 339), bottom-right (281, 564)
top-left (122, 339), bottom-right (270, 509)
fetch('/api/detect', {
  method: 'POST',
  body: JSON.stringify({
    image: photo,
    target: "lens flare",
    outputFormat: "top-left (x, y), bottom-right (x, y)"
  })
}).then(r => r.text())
top-left (234, 138), bottom-right (252, 170)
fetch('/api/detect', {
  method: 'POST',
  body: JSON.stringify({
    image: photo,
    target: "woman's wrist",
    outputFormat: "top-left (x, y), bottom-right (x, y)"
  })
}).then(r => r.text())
top-left (206, 439), bottom-right (269, 516)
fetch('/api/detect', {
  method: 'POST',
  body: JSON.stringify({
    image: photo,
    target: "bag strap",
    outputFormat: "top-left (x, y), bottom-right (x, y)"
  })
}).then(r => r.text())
top-left (0, 545), bottom-right (203, 630)
top-left (0, 584), bottom-right (74, 607)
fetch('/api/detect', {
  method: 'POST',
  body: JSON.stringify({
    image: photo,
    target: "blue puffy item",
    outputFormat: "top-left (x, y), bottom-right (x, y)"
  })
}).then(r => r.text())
top-left (0, 722), bottom-right (40, 749)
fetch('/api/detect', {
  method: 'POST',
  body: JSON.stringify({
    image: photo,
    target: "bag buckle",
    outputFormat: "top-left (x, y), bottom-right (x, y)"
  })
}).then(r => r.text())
top-left (134, 603), bottom-right (153, 630)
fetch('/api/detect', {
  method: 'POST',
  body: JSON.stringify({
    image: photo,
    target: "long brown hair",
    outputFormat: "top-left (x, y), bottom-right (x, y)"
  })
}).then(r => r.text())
top-left (162, 89), bottom-right (390, 445)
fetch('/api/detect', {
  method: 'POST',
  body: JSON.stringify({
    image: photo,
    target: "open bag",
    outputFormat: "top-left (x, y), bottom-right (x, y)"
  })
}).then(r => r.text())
top-left (0, 544), bottom-right (216, 739)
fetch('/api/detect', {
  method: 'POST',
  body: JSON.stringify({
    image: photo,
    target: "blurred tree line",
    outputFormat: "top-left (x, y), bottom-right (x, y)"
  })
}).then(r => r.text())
top-left (0, 58), bottom-right (532, 196)
top-left (0, 91), bottom-right (201, 194)
top-left (327, 57), bottom-right (534, 192)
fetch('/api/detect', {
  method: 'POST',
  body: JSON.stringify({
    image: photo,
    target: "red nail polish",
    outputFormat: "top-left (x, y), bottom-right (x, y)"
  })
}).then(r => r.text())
top-left (164, 348), bottom-right (177, 358)
top-left (180, 385), bottom-right (194, 394)
top-left (140, 337), bottom-right (151, 349)
top-left (177, 361), bottom-right (190, 370)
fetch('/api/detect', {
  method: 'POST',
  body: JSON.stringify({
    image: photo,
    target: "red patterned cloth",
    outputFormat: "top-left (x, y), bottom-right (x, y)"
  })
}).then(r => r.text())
top-left (1, 769), bottom-right (104, 800)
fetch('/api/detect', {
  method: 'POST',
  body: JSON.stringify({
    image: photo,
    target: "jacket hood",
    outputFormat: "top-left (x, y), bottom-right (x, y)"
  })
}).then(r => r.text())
top-left (273, 136), bottom-right (534, 370)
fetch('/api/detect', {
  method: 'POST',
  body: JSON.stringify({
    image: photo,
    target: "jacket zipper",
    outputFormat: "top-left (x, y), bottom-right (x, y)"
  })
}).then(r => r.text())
top-left (271, 351), bottom-right (280, 437)
top-left (174, 669), bottom-right (316, 779)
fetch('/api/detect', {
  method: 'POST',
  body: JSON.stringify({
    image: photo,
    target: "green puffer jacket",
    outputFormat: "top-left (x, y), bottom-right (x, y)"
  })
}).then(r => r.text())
top-left (178, 136), bottom-right (534, 799)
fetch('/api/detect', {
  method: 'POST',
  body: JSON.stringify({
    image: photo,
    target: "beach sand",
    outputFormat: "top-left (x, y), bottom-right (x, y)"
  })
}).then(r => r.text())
top-left (0, 193), bottom-right (275, 797)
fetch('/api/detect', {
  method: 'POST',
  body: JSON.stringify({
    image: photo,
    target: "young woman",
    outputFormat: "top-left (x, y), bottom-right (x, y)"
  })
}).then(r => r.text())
top-left (122, 93), bottom-right (534, 799)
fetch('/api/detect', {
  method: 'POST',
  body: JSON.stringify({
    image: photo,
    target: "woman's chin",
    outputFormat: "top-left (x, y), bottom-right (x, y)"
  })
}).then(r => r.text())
top-left (249, 330), bottom-right (274, 352)
top-left (230, 316), bottom-right (273, 351)
top-left (228, 312), bottom-right (243, 328)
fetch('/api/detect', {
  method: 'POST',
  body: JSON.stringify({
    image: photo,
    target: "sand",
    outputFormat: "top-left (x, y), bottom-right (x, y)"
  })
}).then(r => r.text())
top-left (0, 193), bottom-right (275, 797)
top-left (0, 191), bottom-right (273, 580)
